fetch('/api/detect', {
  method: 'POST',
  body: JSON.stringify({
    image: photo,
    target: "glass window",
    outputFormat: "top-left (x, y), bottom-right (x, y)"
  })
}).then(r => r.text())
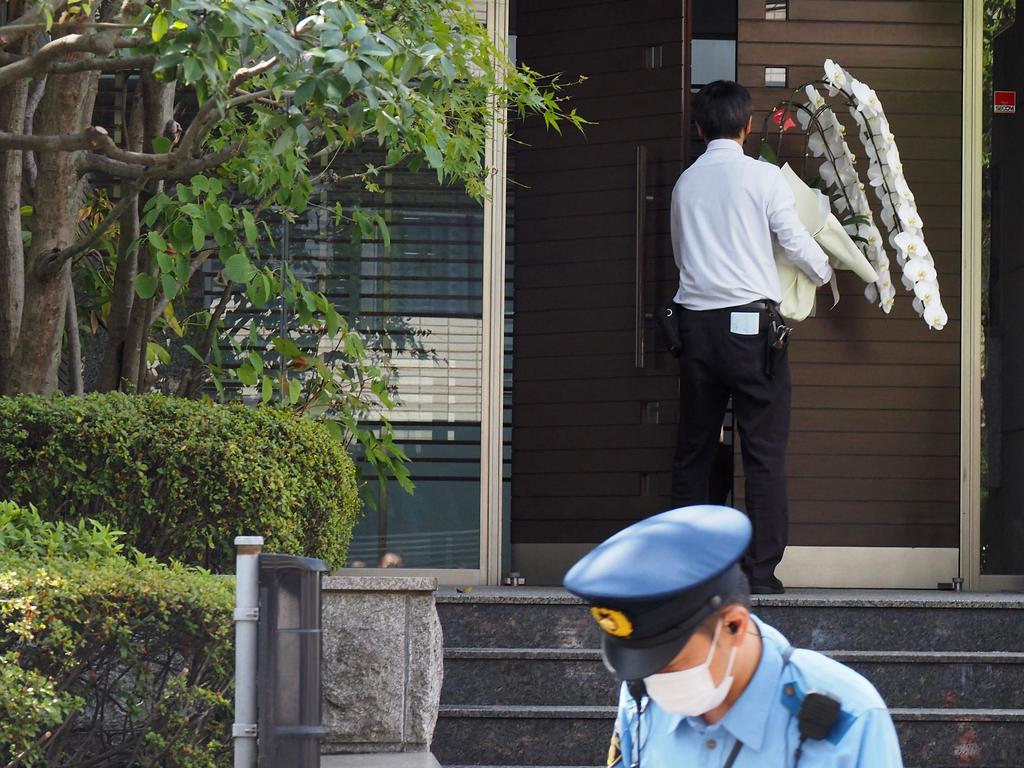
top-left (981, 4), bottom-right (1022, 575)
top-left (691, 39), bottom-right (737, 87)
top-left (764, 66), bottom-right (788, 88)
top-left (765, 1), bottom-right (788, 21)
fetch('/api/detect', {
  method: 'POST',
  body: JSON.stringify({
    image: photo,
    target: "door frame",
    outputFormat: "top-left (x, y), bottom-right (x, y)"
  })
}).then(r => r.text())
top-left (962, 0), bottom-right (1024, 591)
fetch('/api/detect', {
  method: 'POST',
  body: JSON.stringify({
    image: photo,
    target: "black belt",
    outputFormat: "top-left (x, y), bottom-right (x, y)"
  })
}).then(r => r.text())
top-left (679, 300), bottom-right (774, 313)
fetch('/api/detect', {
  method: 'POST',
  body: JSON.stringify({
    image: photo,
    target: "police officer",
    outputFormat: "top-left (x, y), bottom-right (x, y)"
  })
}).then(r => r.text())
top-left (670, 81), bottom-right (834, 594)
top-left (563, 505), bottom-right (903, 767)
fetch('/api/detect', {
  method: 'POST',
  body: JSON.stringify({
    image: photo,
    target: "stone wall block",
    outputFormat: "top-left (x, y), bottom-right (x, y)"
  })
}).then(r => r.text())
top-left (321, 576), bottom-right (442, 754)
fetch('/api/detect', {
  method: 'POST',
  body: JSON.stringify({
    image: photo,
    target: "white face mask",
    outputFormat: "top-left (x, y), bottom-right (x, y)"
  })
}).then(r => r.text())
top-left (642, 620), bottom-right (738, 717)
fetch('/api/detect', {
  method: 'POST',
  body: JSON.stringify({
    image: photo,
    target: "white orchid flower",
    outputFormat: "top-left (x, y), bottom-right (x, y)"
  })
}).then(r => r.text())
top-left (807, 131), bottom-right (828, 157)
top-left (856, 224), bottom-right (880, 247)
top-left (913, 297), bottom-right (925, 315)
top-left (819, 161), bottom-right (839, 189)
top-left (852, 80), bottom-right (881, 117)
top-left (884, 145), bottom-right (903, 174)
top-left (914, 280), bottom-right (940, 305)
top-left (924, 303), bottom-right (948, 330)
top-left (897, 202), bottom-right (923, 230)
top-left (903, 258), bottom-right (937, 284)
top-left (824, 59), bottom-right (848, 95)
top-left (894, 231), bottom-right (929, 260)
top-left (865, 283), bottom-right (879, 303)
top-left (893, 176), bottom-right (915, 203)
top-left (881, 207), bottom-right (896, 230)
top-left (805, 85), bottom-right (826, 109)
top-left (881, 294), bottom-right (895, 313)
top-left (867, 163), bottom-right (887, 188)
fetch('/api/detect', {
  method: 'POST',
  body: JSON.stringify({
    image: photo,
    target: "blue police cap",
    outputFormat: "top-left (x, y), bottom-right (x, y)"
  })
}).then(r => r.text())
top-left (563, 505), bottom-right (751, 681)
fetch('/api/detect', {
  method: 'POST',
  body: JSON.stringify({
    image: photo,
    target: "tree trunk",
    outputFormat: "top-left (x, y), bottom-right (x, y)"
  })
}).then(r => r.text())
top-left (121, 72), bottom-right (175, 393)
top-left (0, 47), bottom-right (29, 394)
top-left (97, 82), bottom-right (145, 392)
top-left (66, 277), bottom-right (83, 395)
top-left (8, 65), bottom-right (98, 394)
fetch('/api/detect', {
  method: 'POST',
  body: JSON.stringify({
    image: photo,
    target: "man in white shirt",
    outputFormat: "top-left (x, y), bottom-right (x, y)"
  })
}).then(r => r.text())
top-left (669, 81), bottom-right (833, 594)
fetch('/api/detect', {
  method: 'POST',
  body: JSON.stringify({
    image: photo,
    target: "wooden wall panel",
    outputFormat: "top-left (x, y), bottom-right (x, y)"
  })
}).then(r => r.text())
top-left (735, 0), bottom-right (963, 547)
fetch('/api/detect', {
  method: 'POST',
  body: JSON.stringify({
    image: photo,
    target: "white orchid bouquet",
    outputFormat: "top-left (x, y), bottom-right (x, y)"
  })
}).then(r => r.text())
top-left (760, 60), bottom-right (947, 331)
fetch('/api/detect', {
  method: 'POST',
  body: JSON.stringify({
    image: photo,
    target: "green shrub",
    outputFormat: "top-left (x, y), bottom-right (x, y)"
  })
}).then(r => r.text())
top-left (0, 502), bottom-right (234, 768)
top-left (0, 393), bottom-right (361, 570)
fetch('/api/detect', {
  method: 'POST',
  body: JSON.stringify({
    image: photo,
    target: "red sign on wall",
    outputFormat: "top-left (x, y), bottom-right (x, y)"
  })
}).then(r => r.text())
top-left (995, 90), bottom-right (1017, 114)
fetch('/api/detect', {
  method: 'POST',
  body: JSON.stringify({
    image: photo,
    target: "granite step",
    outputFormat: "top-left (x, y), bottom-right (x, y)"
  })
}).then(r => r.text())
top-left (441, 648), bottom-right (1024, 710)
top-left (432, 705), bottom-right (1024, 768)
top-left (434, 589), bottom-right (1024, 767)
top-left (436, 590), bottom-right (1024, 653)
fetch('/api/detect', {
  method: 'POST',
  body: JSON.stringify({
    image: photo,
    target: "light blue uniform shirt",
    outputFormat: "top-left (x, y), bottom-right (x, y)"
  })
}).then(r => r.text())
top-left (611, 615), bottom-right (903, 767)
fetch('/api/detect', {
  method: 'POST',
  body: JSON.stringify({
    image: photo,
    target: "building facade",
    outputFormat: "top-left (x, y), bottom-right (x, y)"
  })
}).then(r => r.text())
top-left (335, 0), bottom-right (1018, 591)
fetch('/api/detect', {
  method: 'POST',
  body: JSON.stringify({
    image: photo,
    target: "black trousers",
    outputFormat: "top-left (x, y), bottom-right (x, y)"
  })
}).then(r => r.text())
top-left (669, 303), bottom-right (791, 582)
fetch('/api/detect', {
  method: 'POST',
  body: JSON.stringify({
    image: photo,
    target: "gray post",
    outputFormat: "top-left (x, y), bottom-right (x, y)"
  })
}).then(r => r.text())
top-left (233, 536), bottom-right (263, 768)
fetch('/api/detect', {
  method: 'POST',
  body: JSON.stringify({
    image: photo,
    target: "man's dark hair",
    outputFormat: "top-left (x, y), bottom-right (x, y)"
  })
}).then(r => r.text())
top-left (693, 80), bottom-right (753, 140)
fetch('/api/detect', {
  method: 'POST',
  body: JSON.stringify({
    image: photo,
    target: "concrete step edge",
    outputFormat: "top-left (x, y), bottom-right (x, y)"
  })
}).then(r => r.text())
top-left (444, 648), bottom-right (1024, 664)
top-left (439, 704), bottom-right (1024, 723)
top-left (436, 588), bottom-right (1024, 610)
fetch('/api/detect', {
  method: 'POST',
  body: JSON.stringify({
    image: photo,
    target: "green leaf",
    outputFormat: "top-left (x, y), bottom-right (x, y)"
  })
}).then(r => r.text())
top-left (152, 136), bottom-right (172, 154)
top-left (261, 375), bottom-right (274, 403)
top-left (758, 141), bottom-right (779, 165)
top-left (271, 337), bottom-right (302, 359)
top-left (423, 143), bottom-right (443, 169)
top-left (237, 362), bottom-right (258, 387)
top-left (272, 128), bottom-right (294, 157)
top-left (223, 252), bottom-right (256, 284)
top-left (152, 12), bottom-right (169, 42)
top-left (343, 60), bottom-right (363, 86)
top-left (288, 379), bottom-right (302, 405)
top-left (161, 274), bottom-right (178, 300)
top-left (147, 231), bottom-right (168, 252)
top-left (294, 79), bottom-right (317, 106)
top-left (182, 344), bottom-right (204, 363)
top-left (135, 273), bottom-right (158, 299)
top-left (324, 419), bottom-right (345, 443)
top-left (191, 221), bottom-right (206, 251)
top-left (242, 211), bottom-right (258, 245)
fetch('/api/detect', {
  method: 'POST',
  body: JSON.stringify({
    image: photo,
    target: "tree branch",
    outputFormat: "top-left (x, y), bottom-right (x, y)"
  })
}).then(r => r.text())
top-left (65, 279), bottom-right (83, 395)
top-left (40, 177), bottom-right (146, 275)
top-left (50, 53), bottom-right (156, 74)
top-left (177, 58), bottom-right (277, 157)
top-left (0, 1), bottom-right (68, 47)
top-left (77, 140), bottom-right (245, 180)
top-left (0, 30), bottom-right (129, 90)
top-left (176, 281), bottom-right (235, 398)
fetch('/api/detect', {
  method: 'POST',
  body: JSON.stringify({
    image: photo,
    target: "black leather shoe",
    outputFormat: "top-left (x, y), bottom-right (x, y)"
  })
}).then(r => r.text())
top-left (750, 576), bottom-right (785, 595)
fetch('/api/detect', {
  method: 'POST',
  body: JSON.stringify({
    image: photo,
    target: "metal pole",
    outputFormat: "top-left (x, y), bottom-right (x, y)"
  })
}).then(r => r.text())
top-left (233, 535), bottom-right (263, 768)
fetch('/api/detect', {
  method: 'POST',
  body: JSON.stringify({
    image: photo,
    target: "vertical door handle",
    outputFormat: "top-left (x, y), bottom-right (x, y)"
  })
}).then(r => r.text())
top-left (635, 145), bottom-right (654, 369)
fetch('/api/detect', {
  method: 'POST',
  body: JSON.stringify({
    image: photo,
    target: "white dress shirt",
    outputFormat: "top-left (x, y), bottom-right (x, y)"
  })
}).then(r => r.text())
top-left (670, 139), bottom-right (833, 310)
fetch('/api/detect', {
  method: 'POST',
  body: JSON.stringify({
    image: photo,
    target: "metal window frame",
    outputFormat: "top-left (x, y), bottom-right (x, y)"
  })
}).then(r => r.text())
top-left (479, 0), bottom-right (511, 586)
top-left (334, 0), bottom-right (508, 586)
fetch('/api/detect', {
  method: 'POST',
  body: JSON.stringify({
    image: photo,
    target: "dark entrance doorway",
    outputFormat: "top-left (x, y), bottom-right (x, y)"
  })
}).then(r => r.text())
top-left (509, 0), bottom-right (690, 580)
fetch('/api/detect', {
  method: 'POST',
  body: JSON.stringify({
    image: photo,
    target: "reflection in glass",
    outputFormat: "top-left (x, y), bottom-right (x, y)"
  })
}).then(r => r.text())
top-left (981, 2), bottom-right (1022, 574)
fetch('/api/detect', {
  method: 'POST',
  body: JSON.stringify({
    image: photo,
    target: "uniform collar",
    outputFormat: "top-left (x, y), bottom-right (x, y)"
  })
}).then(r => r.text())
top-left (705, 138), bottom-right (744, 154)
top-left (665, 614), bottom-right (784, 753)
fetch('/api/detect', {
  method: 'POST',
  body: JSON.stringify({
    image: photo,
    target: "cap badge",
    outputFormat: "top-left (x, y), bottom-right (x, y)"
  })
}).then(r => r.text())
top-left (591, 607), bottom-right (633, 638)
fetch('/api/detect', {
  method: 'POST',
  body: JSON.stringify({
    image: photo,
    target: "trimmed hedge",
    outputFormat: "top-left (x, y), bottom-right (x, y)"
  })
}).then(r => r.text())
top-left (0, 393), bottom-right (361, 570)
top-left (0, 501), bottom-right (234, 768)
